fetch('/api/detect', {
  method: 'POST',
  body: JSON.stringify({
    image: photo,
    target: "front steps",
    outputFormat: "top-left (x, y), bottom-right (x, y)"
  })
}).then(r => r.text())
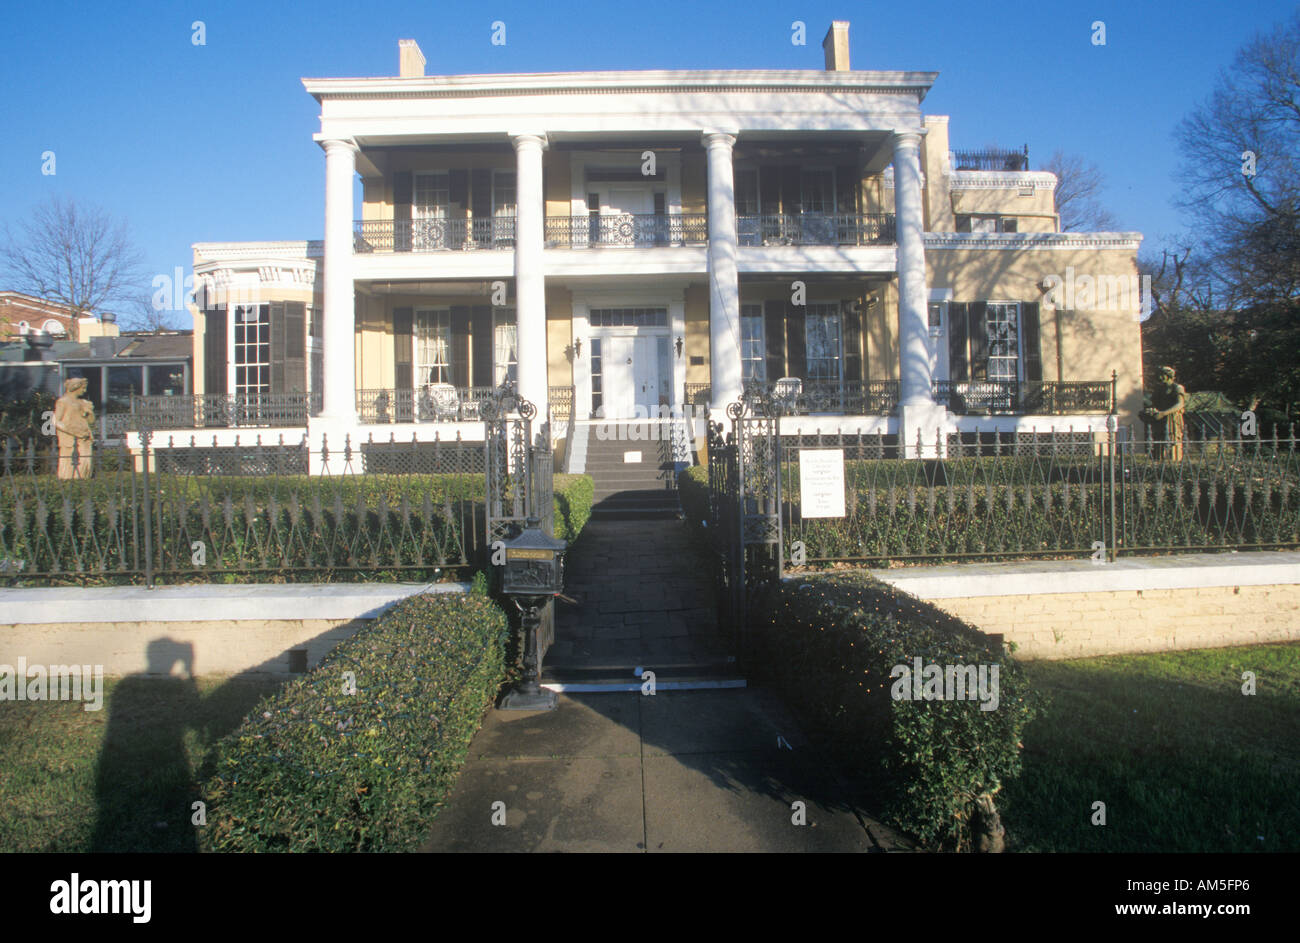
top-left (581, 421), bottom-right (684, 520)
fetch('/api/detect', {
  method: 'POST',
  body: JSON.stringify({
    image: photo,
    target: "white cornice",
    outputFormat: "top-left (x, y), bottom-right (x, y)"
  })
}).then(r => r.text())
top-left (947, 170), bottom-right (1057, 190)
top-left (303, 69), bottom-right (939, 101)
top-left (924, 232), bottom-right (1143, 250)
top-left (193, 241), bottom-right (324, 262)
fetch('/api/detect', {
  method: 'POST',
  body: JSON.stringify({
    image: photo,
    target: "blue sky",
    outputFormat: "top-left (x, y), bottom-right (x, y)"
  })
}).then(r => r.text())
top-left (1, 0), bottom-right (1291, 326)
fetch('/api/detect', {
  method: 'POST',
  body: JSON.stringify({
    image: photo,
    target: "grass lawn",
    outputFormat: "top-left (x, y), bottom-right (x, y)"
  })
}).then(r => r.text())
top-left (0, 675), bottom-right (282, 852)
top-left (1002, 641), bottom-right (1300, 852)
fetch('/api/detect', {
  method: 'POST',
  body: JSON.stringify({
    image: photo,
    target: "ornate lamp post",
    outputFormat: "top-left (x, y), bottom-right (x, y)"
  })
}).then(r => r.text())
top-left (498, 519), bottom-right (567, 711)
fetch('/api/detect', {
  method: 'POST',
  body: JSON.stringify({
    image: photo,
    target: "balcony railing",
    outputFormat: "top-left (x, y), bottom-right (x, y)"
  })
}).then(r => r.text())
top-left (736, 213), bottom-right (895, 247)
top-left (544, 213), bottom-right (708, 249)
top-left (354, 217), bottom-right (516, 253)
top-left (356, 387), bottom-right (496, 423)
top-left (935, 379), bottom-right (1114, 415)
top-left (741, 379), bottom-right (901, 416)
top-left (124, 392), bottom-right (322, 430)
top-left (951, 146), bottom-right (1029, 172)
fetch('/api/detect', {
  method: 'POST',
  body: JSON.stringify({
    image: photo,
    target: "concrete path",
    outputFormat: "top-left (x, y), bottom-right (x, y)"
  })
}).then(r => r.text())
top-left (546, 519), bottom-right (730, 674)
top-left (421, 688), bottom-right (914, 853)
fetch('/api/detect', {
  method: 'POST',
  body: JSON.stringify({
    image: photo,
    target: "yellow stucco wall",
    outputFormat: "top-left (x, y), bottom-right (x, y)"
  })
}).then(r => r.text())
top-left (927, 246), bottom-right (1145, 421)
top-left (546, 287), bottom-right (573, 387)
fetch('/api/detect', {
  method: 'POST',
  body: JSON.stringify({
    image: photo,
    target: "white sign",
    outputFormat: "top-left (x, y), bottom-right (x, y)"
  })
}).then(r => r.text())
top-left (799, 449), bottom-right (846, 518)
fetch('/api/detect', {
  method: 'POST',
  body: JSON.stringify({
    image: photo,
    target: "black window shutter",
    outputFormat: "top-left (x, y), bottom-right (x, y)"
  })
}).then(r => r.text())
top-left (472, 306), bottom-right (493, 387)
top-left (763, 299), bottom-right (786, 381)
top-left (450, 305), bottom-right (471, 389)
top-left (204, 307), bottom-right (227, 395)
top-left (759, 166), bottom-right (780, 216)
top-left (948, 302), bottom-right (969, 382)
top-left (968, 302), bottom-right (989, 381)
top-left (835, 165), bottom-right (858, 215)
top-left (393, 172), bottom-right (412, 251)
top-left (786, 303), bottom-right (806, 379)
top-left (269, 301), bottom-right (285, 393)
top-left (1020, 301), bottom-right (1043, 382)
top-left (471, 170), bottom-right (491, 222)
top-left (393, 307), bottom-right (413, 391)
top-left (284, 301), bottom-right (306, 393)
top-left (842, 300), bottom-right (863, 382)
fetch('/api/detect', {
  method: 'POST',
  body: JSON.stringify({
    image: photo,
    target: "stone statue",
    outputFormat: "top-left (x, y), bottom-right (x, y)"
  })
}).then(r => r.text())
top-left (1142, 365), bottom-right (1186, 461)
top-left (54, 377), bottom-right (95, 479)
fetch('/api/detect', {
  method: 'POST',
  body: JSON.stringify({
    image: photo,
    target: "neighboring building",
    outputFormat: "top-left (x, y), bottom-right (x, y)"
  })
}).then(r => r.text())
top-left (0, 291), bottom-right (120, 343)
top-left (178, 21), bottom-right (1143, 463)
top-left (0, 331), bottom-right (193, 439)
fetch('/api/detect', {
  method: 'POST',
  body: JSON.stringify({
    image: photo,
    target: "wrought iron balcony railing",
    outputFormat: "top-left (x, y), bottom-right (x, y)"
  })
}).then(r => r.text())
top-left (736, 213), bottom-right (895, 247)
top-left (354, 217), bottom-right (516, 253)
top-left (934, 379), bottom-right (1114, 415)
top-left (124, 392), bottom-right (322, 430)
top-left (951, 146), bottom-right (1029, 172)
top-left (544, 213), bottom-right (709, 249)
top-left (356, 387), bottom-right (496, 423)
top-left (741, 379), bottom-right (901, 416)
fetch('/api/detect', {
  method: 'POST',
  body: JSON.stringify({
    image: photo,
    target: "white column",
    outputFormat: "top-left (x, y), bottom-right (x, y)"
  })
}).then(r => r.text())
top-left (512, 133), bottom-right (548, 417)
top-left (893, 130), bottom-right (932, 406)
top-left (321, 138), bottom-right (358, 423)
top-left (704, 131), bottom-right (741, 417)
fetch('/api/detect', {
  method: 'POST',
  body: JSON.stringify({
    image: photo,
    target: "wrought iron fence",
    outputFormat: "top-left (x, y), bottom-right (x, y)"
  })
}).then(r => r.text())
top-left (934, 378), bottom-right (1114, 415)
top-left (124, 392), bottom-right (321, 430)
top-left (736, 212), bottom-right (896, 247)
top-left (544, 213), bottom-right (708, 248)
top-left (742, 379), bottom-right (900, 416)
top-left (353, 217), bottom-right (516, 252)
top-left (704, 402), bottom-right (1299, 571)
top-left (356, 387), bottom-right (495, 423)
top-left (951, 146), bottom-right (1029, 171)
top-left (0, 433), bottom-right (489, 586)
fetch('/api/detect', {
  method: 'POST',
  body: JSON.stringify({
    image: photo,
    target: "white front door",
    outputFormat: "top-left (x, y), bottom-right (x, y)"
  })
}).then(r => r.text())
top-left (604, 335), bottom-right (637, 418)
top-left (633, 335), bottom-right (662, 411)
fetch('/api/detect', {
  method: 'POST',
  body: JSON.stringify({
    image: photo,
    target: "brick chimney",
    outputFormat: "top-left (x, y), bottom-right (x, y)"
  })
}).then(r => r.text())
top-left (823, 21), bottom-right (850, 71)
top-left (399, 39), bottom-right (426, 78)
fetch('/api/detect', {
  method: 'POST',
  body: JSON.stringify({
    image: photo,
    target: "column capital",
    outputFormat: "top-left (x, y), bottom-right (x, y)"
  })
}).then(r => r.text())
top-left (702, 130), bottom-right (737, 150)
top-left (510, 132), bottom-right (549, 151)
top-left (892, 129), bottom-right (924, 151)
top-left (320, 138), bottom-right (359, 156)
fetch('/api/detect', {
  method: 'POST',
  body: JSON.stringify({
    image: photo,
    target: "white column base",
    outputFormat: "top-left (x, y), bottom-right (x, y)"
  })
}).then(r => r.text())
top-left (306, 418), bottom-right (362, 475)
top-left (898, 401), bottom-right (953, 459)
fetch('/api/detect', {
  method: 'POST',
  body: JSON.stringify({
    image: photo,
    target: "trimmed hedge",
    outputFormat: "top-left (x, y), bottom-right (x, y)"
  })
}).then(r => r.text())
top-left (552, 473), bottom-right (594, 542)
top-left (677, 465), bottom-right (710, 537)
top-left (751, 573), bottom-right (1040, 850)
top-left (199, 592), bottom-right (508, 852)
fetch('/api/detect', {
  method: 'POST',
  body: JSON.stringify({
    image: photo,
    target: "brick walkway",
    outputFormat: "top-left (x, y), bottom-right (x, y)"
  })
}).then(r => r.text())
top-left (544, 518), bottom-right (732, 676)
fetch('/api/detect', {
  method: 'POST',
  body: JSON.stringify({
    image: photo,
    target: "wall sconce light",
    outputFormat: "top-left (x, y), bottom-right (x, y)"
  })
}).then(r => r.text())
top-left (574, 337), bottom-right (582, 359)
top-left (675, 336), bottom-right (683, 358)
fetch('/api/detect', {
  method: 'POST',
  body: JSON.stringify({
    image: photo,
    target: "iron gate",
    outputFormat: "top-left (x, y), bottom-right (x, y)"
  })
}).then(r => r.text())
top-left (706, 400), bottom-right (782, 665)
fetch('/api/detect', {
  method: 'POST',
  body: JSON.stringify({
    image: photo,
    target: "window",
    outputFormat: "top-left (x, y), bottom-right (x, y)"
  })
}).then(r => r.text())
top-left (805, 303), bottom-right (842, 383)
top-left (928, 302), bottom-right (944, 330)
top-left (588, 307), bottom-right (668, 327)
top-left (800, 170), bottom-right (834, 213)
top-left (985, 302), bottom-right (1020, 382)
top-left (414, 308), bottom-right (452, 385)
top-left (233, 304), bottom-right (271, 396)
top-left (493, 307), bottom-right (517, 386)
top-left (735, 169), bottom-right (760, 215)
top-left (956, 214), bottom-right (1018, 233)
top-left (147, 363), bottom-right (186, 396)
top-left (589, 337), bottom-right (603, 417)
top-left (493, 172), bottom-right (516, 246)
top-left (741, 304), bottom-right (765, 382)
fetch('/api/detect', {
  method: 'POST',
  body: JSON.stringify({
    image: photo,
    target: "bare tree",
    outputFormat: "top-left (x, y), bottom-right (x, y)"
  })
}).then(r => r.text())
top-left (1042, 150), bottom-right (1119, 232)
top-left (1175, 10), bottom-right (1300, 306)
top-left (0, 197), bottom-right (146, 319)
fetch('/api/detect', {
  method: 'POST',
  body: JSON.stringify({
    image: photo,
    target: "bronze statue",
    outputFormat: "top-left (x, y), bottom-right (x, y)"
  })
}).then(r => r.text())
top-left (1142, 365), bottom-right (1186, 460)
top-left (54, 377), bottom-right (95, 479)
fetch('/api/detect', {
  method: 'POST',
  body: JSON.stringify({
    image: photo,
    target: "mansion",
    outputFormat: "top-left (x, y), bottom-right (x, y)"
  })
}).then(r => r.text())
top-left (171, 21), bottom-right (1143, 468)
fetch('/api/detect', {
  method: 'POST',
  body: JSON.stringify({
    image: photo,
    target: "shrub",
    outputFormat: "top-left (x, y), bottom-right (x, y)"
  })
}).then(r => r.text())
top-left (552, 473), bottom-right (594, 542)
top-left (677, 465), bottom-right (710, 536)
top-left (751, 572), bottom-right (1040, 850)
top-left (199, 592), bottom-right (508, 851)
